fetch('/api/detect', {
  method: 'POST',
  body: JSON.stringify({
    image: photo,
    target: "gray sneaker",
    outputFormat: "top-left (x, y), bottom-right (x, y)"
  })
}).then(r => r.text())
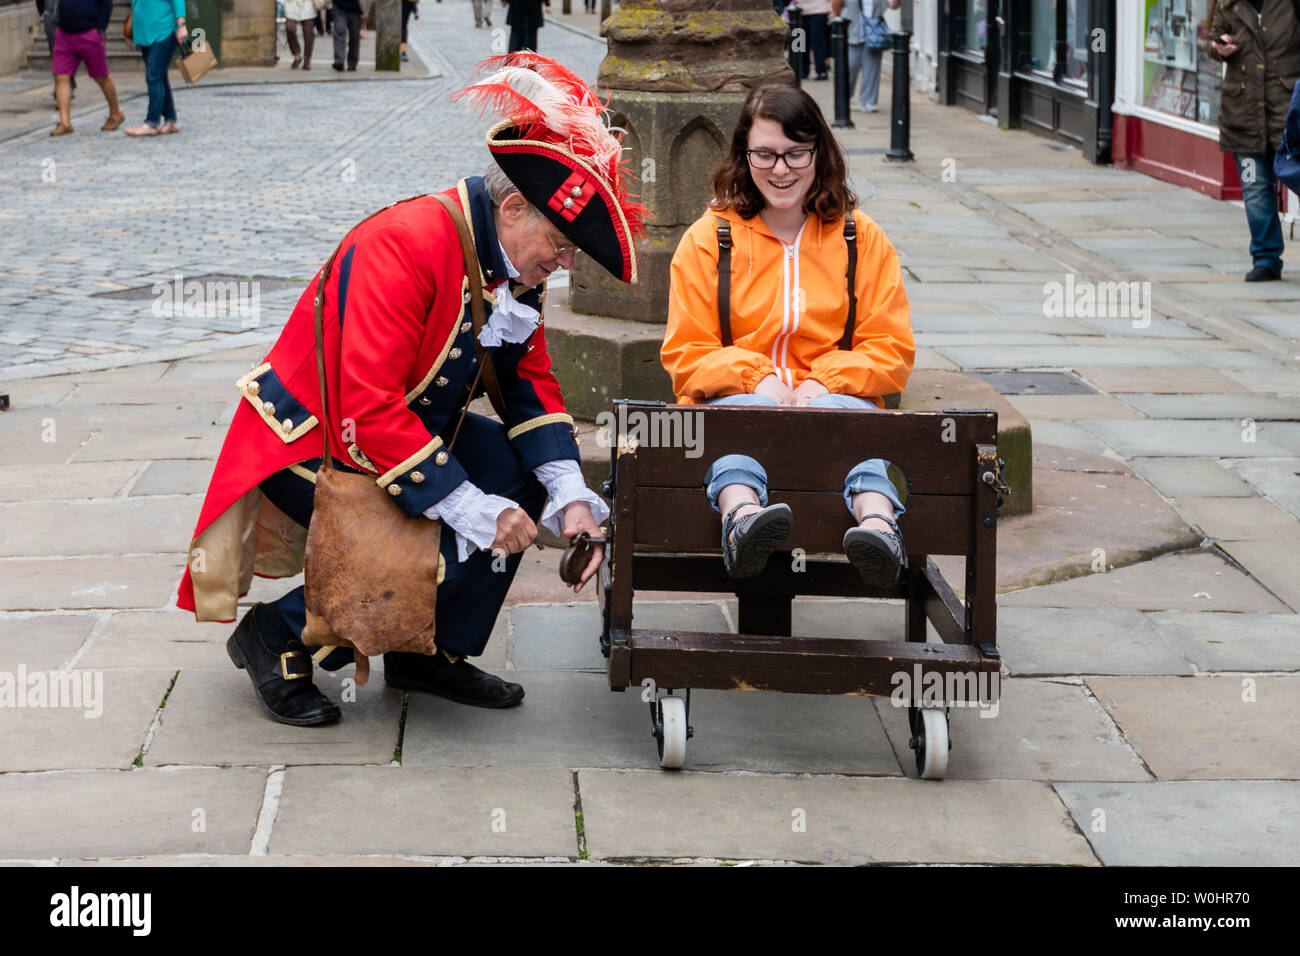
top-left (844, 513), bottom-right (906, 588)
top-left (722, 502), bottom-right (792, 580)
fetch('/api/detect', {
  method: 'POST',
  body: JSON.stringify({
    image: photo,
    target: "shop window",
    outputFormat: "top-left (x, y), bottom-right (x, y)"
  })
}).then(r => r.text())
top-left (1142, 0), bottom-right (1220, 125)
top-left (956, 0), bottom-right (989, 53)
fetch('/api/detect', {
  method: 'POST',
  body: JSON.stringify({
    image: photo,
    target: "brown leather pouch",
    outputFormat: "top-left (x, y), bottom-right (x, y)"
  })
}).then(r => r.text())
top-left (302, 192), bottom-right (506, 678)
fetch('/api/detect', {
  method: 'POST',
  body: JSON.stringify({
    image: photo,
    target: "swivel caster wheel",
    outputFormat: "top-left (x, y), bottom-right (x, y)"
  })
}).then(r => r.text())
top-left (652, 695), bottom-right (688, 770)
top-left (908, 706), bottom-right (950, 780)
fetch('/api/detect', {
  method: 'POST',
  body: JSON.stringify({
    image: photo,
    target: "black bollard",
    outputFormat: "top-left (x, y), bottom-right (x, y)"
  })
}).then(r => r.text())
top-left (884, 30), bottom-right (914, 163)
top-left (787, 6), bottom-right (803, 90)
top-left (830, 17), bottom-right (852, 128)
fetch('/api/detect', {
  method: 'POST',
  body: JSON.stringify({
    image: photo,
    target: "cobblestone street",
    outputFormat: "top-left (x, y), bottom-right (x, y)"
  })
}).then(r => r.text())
top-left (0, 0), bottom-right (1298, 869)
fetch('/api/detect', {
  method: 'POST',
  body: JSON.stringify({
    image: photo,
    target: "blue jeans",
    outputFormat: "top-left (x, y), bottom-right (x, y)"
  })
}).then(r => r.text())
top-left (1234, 148), bottom-right (1284, 272)
top-left (141, 34), bottom-right (178, 127)
top-left (701, 393), bottom-right (906, 518)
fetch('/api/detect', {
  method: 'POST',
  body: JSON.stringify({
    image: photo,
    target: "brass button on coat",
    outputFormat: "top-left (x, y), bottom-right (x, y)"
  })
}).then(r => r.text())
top-left (461, 321), bottom-right (472, 332)
top-left (262, 401), bottom-right (275, 415)
top-left (449, 348), bottom-right (463, 359)
top-left (281, 418), bottom-right (293, 432)
top-left (246, 381), bottom-right (260, 396)
top-left (418, 396), bottom-right (432, 406)
top-left (410, 471), bottom-right (425, 483)
top-left (387, 484), bottom-right (402, 496)
top-left (436, 376), bottom-right (449, 387)
top-left (435, 451), bottom-right (449, 466)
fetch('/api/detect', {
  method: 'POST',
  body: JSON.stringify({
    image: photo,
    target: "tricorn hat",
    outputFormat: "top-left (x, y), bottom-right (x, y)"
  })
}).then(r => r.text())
top-left (452, 53), bottom-right (648, 284)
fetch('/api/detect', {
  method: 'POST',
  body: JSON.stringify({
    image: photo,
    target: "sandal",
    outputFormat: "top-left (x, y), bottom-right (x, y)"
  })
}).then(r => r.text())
top-left (844, 513), bottom-right (907, 589)
top-left (721, 502), bottom-right (792, 580)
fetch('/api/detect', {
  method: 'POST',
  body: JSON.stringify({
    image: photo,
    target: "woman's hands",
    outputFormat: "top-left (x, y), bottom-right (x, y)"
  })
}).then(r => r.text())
top-left (1211, 33), bottom-right (1238, 58)
top-left (754, 373), bottom-right (830, 406)
top-left (176, 18), bottom-right (188, 43)
top-left (754, 373), bottom-right (796, 405)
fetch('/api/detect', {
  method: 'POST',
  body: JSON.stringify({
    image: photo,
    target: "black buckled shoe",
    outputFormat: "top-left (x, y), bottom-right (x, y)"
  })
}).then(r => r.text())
top-left (844, 513), bottom-right (907, 589)
top-left (226, 606), bottom-right (341, 726)
top-left (383, 649), bottom-right (524, 708)
top-left (722, 501), bottom-right (793, 580)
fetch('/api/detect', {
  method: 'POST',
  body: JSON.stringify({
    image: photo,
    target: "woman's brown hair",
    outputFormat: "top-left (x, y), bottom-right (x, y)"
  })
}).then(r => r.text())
top-left (709, 84), bottom-right (857, 222)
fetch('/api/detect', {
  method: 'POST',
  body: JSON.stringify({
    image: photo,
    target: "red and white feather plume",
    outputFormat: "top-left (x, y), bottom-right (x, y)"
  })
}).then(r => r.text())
top-left (453, 53), bottom-right (647, 237)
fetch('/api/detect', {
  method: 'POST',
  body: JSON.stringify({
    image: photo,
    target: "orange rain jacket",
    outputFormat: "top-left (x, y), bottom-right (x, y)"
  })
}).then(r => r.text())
top-left (661, 205), bottom-right (914, 406)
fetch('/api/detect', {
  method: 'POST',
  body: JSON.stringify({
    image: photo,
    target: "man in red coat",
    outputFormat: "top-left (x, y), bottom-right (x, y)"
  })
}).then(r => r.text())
top-left (178, 54), bottom-right (646, 725)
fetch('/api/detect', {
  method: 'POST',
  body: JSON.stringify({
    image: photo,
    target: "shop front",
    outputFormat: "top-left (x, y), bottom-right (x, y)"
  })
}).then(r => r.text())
top-left (1111, 0), bottom-right (1241, 198)
top-left (936, 0), bottom-right (1116, 163)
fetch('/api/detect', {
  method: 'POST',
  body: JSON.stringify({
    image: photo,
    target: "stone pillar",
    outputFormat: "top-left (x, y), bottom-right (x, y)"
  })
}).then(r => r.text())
top-left (218, 0), bottom-right (276, 67)
top-left (567, 0), bottom-right (792, 323)
top-left (374, 0), bottom-right (400, 70)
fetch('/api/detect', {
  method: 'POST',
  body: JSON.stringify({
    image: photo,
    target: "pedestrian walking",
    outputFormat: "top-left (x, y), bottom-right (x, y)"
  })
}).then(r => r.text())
top-left (505, 0), bottom-right (550, 53)
top-left (401, 0), bottom-right (414, 60)
top-left (472, 0), bottom-right (491, 27)
top-left (1275, 77), bottom-right (1300, 192)
top-left (48, 0), bottom-right (124, 135)
top-left (123, 0), bottom-right (186, 136)
top-left (283, 0), bottom-right (317, 69)
top-left (36, 0), bottom-right (76, 99)
top-left (1207, 0), bottom-right (1300, 281)
top-left (331, 0), bottom-right (364, 70)
top-left (833, 0), bottom-right (898, 112)
top-left (178, 53), bottom-right (645, 726)
top-left (786, 0), bottom-right (832, 80)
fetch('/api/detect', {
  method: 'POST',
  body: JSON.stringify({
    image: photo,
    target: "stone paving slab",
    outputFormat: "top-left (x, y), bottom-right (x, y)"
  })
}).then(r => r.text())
top-left (1055, 781), bottom-right (1300, 866)
top-left (1024, 420), bottom-right (1110, 454)
top-left (69, 426), bottom-right (227, 463)
top-left (0, 497), bottom-right (200, 558)
top-left (0, 614), bottom-right (96, 671)
top-left (144, 667), bottom-right (401, 768)
top-left (510, 602), bottom-right (729, 671)
top-left (0, 555), bottom-right (187, 611)
top-left (1217, 540), bottom-right (1300, 611)
top-left (0, 768), bottom-right (266, 860)
top-left (1128, 458), bottom-right (1257, 498)
top-left (875, 677), bottom-right (1149, 781)
top-left (1240, 312), bottom-right (1299, 339)
top-left (1177, 496), bottom-right (1300, 542)
top-left (1222, 459), bottom-right (1300, 519)
top-left (1146, 611), bottom-right (1300, 672)
top-left (577, 771), bottom-right (1097, 865)
top-left (1077, 419), bottom-right (1298, 458)
top-left (1032, 442), bottom-right (1131, 474)
top-left (270, 765), bottom-right (579, 858)
top-left (78, 610), bottom-right (232, 671)
top-left (0, 668), bottom-right (172, 771)
top-left (1074, 366), bottom-right (1250, 394)
top-left (998, 551), bottom-right (1292, 613)
top-left (1071, 317), bottom-right (1211, 339)
top-left (1088, 676), bottom-right (1300, 780)
top-left (1222, 367), bottom-right (1300, 395)
top-left (937, 345), bottom-right (1197, 369)
top-left (403, 670), bottom-right (901, 776)
top-left (1118, 393), bottom-right (1300, 421)
top-left (997, 607), bottom-right (1193, 676)
top-left (127, 459), bottom-right (218, 497)
top-left (1006, 394), bottom-right (1146, 420)
top-left (0, 462), bottom-right (139, 502)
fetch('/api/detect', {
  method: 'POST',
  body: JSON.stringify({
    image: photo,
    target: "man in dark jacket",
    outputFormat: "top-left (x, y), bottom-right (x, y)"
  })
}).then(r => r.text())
top-left (49, 0), bottom-right (124, 136)
top-left (1208, 0), bottom-right (1300, 280)
top-left (505, 0), bottom-right (550, 53)
top-left (332, 0), bottom-right (365, 70)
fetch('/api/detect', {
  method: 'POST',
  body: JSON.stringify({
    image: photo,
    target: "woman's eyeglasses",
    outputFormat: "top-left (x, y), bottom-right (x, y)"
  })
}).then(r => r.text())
top-left (746, 146), bottom-right (816, 169)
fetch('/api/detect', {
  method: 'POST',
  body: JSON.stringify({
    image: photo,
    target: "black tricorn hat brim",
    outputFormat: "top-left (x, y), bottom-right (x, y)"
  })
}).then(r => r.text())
top-left (486, 120), bottom-right (638, 284)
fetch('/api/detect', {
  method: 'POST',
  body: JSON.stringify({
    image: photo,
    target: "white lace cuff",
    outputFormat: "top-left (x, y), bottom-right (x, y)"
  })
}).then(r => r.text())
top-left (533, 459), bottom-right (611, 537)
top-left (423, 481), bottom-right (518, 563)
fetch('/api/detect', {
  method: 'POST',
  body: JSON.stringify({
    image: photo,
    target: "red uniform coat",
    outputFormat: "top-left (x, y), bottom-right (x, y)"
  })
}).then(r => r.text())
top-left (179, 179), bottom-right (578, 623)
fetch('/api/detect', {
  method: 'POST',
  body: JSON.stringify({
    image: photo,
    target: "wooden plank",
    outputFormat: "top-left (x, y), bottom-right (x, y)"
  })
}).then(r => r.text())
top-left (923, 557), bottom-right (966, 645)
top-left (904, 560), bottom-right (928, 643)
top-left (968, 442), bottom-right (1000, 654)
top-left (633, 488), bottom-right (972, 556)
top-left (630, 554), bottom-right (904, 600)
top-left (607, 439), bottom-right (638, 689)
top-left (615, 401), bottom-right (996, 496)
top-left (625, 629), bottom-right (997, 698)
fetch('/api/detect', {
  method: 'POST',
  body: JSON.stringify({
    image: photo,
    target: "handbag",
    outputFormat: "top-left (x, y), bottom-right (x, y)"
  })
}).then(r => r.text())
top-left (177, 36), bottom-right (218, 84)
top-left (1276, 77), bottom-right (1300, 194)
top-left (300, 193), bottom-right (508, 680)
top-left (862, 15), bottom-right (890, 51)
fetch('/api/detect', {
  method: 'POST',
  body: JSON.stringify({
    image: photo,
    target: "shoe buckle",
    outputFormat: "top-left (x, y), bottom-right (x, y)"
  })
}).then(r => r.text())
top-left (280, 650), bottom-right (310, 680)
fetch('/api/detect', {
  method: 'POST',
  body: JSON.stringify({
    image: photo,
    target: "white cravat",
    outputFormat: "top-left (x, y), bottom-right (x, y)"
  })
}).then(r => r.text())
top-left (422, 242), bottom-right (608, 562)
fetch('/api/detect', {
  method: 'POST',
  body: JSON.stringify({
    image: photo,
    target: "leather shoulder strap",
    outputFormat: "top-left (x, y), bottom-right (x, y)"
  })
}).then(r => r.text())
top-left (840, 212), bottom-right (858, 352)
top-left (434, 192), bottom-right (509, 426)
top-left (715, 216), bottom-right (733, 348)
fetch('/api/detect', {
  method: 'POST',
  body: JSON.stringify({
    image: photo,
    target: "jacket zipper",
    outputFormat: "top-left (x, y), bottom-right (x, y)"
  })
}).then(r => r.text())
top-left (771, 225), bottom-right (806, 389)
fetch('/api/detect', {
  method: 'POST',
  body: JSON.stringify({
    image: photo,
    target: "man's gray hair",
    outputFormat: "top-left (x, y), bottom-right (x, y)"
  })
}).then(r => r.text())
top-left (484, 163), bottom-right (522, 206)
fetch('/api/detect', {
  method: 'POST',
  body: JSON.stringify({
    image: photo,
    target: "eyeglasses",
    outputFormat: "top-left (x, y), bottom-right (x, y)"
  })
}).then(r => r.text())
top-left (539, 221), bottom-right (577, 260)
top-left (746, 146), bottom-right (816, 169)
